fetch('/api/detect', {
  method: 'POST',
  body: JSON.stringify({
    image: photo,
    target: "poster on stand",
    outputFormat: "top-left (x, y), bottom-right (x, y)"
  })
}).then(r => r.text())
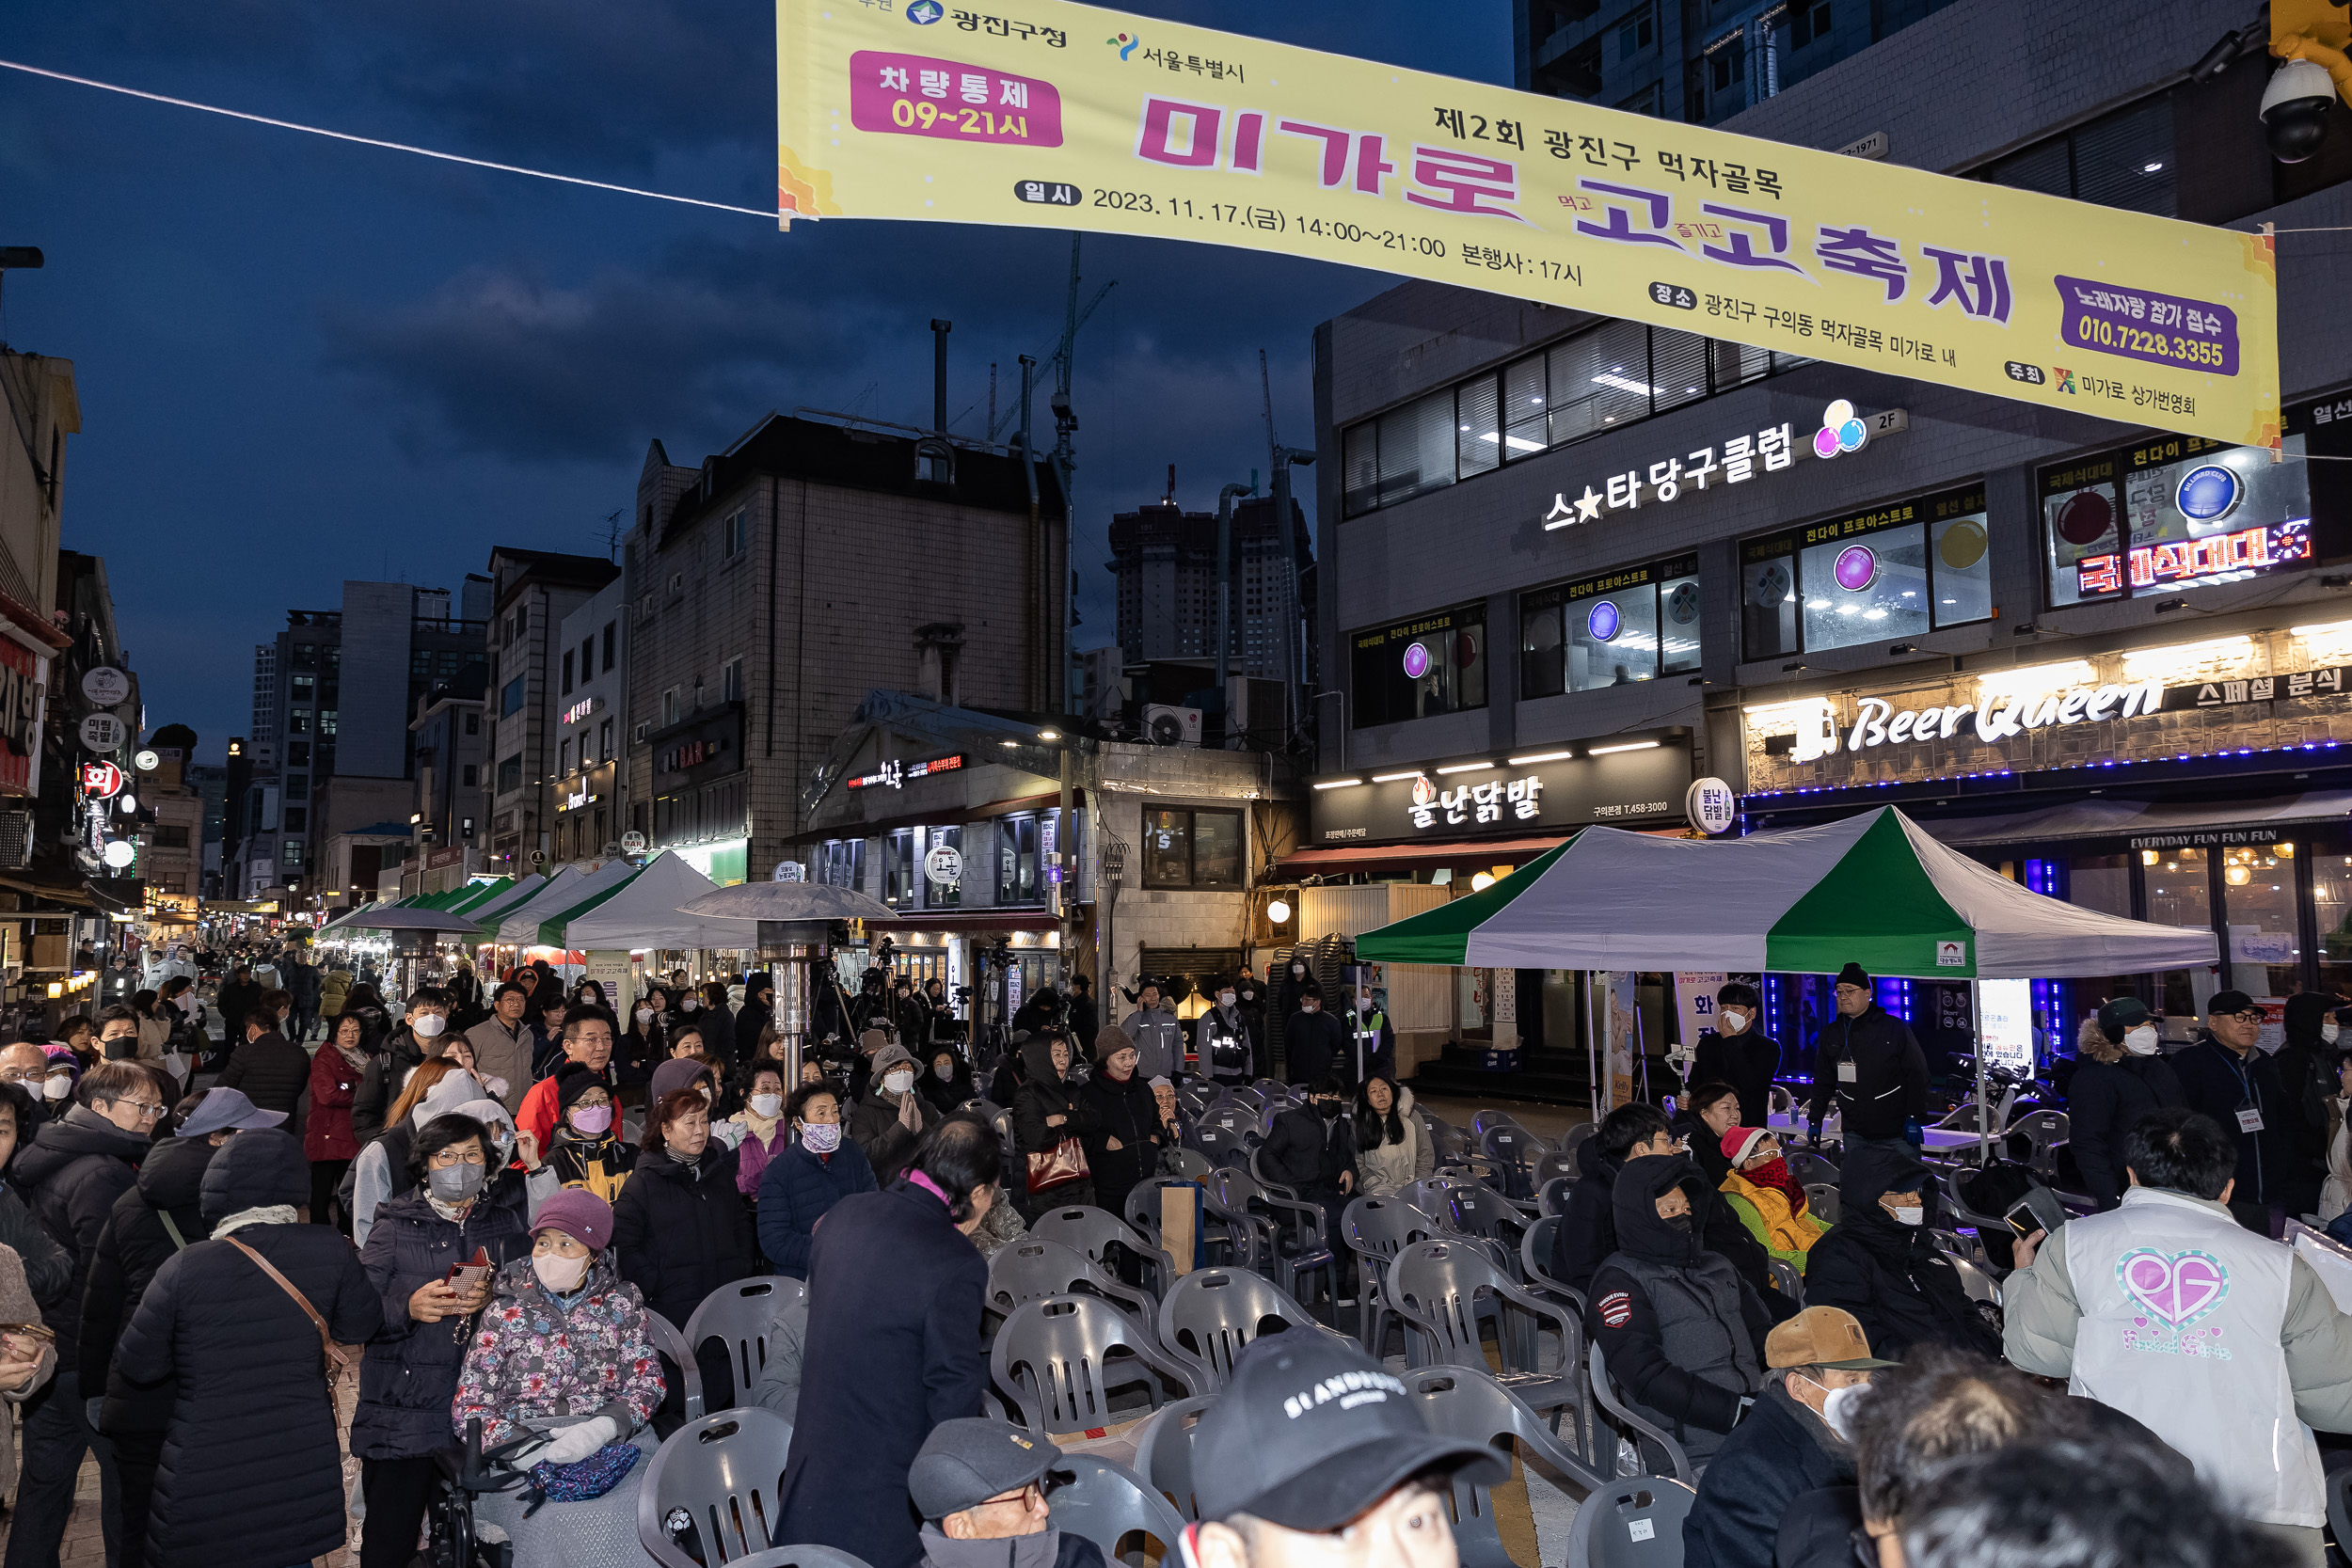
top-left (1671, 972), bottom-right (1725, 1077)
top-left (1603, 971), bottom-right (1639, 1112)
top-left (586, 951), bottom-right (635, 1022)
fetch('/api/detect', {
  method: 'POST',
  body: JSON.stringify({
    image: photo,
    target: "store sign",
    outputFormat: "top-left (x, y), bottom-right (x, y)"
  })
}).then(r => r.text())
top-left (79, 714), bottom-right (122, 751)
top-left (620, 831), bottom-right (648, 854)
top-left (1845, 676), bottom-right (2167, 752)
top-left (1685, 777), bottom-right (1738, 834)
top-left (563, 697), bottom-right (598, 724)
top-left (1315, 741), bottom-right (1689, 845)
top-left (925, 844), bottom-right (965, 884)
top-left (773, 860), bottom-right (806, 882)
top-left (2076, 517), bottom-right (2311, 595)
top-left (1540, 404), bottom-right (1908, 531)
top-left (80, 666), bottom-right (130, 706)
top-left (846, 752), bottom-right (965, 790)
top-left (79, 762), bottom-right (124, 800)
top-left (0, 641), bottom-right (45, 798)
top-left (1409, 770), bottom-right (1543, 830)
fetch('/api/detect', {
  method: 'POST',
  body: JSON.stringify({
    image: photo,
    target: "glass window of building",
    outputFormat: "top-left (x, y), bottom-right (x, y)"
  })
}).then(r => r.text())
top-left (2314, 836), bottom-right (2352, 997)
top-left (2219, 841), bottom-right (2300, 998)
top-left (1142, 808), bottom-right (1244, 888)
top-left (2042, 432), bottom-right (2314, 609)
top-left (1351, 604), bottom-right (1487, 728)
top-left (924, 825), bottom-right (962, 909)
top-left (2141, 847), bottom-right (2215, 1022)
top-left (1740, 483), bottom-right (1990, 662)
top-left (1521, 554), bottom-right (1700, 699)
top-left (884, 829), bottom-right (915, 907)
top-left (997, 815), bottom-right (1040, 905)
top-left (821, 837), bottom-right (866, 890)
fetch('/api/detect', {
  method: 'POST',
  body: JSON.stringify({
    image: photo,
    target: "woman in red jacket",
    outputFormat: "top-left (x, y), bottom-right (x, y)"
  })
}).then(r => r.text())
top-left (306, 1011), bottom-right (373, 1231)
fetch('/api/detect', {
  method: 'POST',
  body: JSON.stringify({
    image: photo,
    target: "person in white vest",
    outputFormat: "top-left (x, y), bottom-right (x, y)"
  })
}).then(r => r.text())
top-left (2004, 1106), bottom-right (2352, 1564)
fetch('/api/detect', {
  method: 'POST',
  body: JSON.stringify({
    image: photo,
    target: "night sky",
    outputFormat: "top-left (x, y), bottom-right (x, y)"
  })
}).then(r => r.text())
top-left (2, 2), bottom-right (1513, 761)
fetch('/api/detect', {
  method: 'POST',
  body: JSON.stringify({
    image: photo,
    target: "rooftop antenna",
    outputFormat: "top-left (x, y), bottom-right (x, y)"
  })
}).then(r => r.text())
top-left (988, 362), bottom-right (997, 442)
top-left (603, 509), bottom-right (623, 561)
top-left (1260, 348), bottom-right (1279, 477)
top-left (1164, 464), bottom-right (1176, 506)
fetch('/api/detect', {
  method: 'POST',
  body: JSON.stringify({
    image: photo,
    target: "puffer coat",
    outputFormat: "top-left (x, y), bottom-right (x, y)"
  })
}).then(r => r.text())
top-left (449, 1252), bottom-right (665, 1446)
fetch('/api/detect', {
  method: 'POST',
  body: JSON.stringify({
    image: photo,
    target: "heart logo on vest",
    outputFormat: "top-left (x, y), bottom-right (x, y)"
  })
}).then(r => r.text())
top-left (2115, 1247), bottom-right (2230, 1330)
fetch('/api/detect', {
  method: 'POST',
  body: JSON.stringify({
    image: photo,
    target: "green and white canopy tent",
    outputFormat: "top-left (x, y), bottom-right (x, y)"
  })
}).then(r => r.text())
top-left (1355, 806), bottom-right (2217, 979)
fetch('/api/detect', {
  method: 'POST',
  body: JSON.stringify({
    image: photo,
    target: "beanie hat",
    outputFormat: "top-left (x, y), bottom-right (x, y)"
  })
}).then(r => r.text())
top-left (532, 1188), bottom-right (614, 1253)
top-left (649, 1057), bottom-right (711, 1104)
top-left (859, 1029), bottom-right (889, 1055)
top-left (556, 1061), bottom-right (609, 1109)
top-left (872, 1043), bottom-right (917, 1079)
top-left (1835, 962), bottom-right (1871, 990)
top-left (199, 1128), bottom-right (311, 1221)
top-left (1722, 1127), bottom-right (1772, 1167)
top-left (1094, 1023), bottom-right (1135, 1063)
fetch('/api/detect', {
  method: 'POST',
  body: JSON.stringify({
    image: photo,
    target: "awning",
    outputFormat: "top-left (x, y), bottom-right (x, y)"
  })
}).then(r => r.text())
top-left (0, 876), bottom-right (99, 911)
top-left (1921, 790), bottom-right (2352, 850)
top-left (1275, 835), bottom-right (1571, 875)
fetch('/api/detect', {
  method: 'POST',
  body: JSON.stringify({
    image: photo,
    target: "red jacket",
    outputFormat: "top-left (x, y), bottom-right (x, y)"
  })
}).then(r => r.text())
top-left (305, 1042), bottom-right (360, 1161)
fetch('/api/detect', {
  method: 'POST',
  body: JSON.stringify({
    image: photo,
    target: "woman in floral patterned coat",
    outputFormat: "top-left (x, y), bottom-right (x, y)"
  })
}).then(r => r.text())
top-left (450, 1189), bottom-right (666, 1567)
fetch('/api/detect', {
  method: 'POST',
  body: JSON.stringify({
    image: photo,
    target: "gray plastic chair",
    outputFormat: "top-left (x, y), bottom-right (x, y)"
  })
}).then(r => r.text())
top-left (1048, 1452), bottom-right (1190, 1568)
top-left (1479, 1124), bottom-right (1547, 1199)
top-left (1165, 1146), bottom-right (1215, 1180)
top-left (2008, 1109), bottom-right (2071, 1181)
top-left (1947, 1252), bottom-right (2003, 1308)
top-left (1390, 1238), bottom-right (1586, 1435)
top-left (727, 1549), bottom-right (873, 1568)
top-left (1029, 1205), bottom-right (1181, 1298)
top-left (988, 1238), bottom-right (1161, 1337)
top-left (1441, 1181), bottom-right (1536, 1265)
top-left (1587, 1344), bottom-right (1694, 1484)
top-left (1534, 1149), bottom-right (1580, 1190)
top-left (1128, 1392), bottom-right (1215, 1519)
top-left (1191, 1117), bottom-right (1259, 1171)
top-left (1767, 1258), bottom-right (1805, 1306)
top-left (1786, 1150), bottom-right (1840, 1189)
top-left (1558, 1122), bottom-right (1598, 1159)
top-left (1341, 1196), bottom-right (1444, 1359)
top-left (1154, 1266), bottom-right (1327, 1389)
top-left (1470, 1109), bottom-right (1539, 1141)
top-left (1804, 1184), bottom-right (1840, 1224)
top-left (685, 1278), bottom-right (789, 1410)
top-left (1202, 1166), bottom-right (1336, 1308)
top-left (1520, 1216), bottom-right (1586, 1315)
top-left (643, 1309), bottom-right (707, 1421)
top-left (990, 1293), bottom-right (1202, 1436)
top-left (1407, 1363), bottom-right (1607, 1506)
top-left (1537, 1175), bottom-right (1573, 1217)
top-left (1565, 1476), bottom-right (1699, 1568)
top-left (638, 1406), bottom-right (797, 1568)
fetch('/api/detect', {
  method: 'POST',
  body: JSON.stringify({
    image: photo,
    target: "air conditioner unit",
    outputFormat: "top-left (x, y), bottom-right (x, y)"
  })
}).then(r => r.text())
top-left (1141, 704), bottom-right (1202, 747)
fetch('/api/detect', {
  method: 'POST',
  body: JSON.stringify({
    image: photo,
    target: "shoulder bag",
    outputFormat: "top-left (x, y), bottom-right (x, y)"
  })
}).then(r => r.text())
top-left (223, 1236), bottom-right (363, 1394)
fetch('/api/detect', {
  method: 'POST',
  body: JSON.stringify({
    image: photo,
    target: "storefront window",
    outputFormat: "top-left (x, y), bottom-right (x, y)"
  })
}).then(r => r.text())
top-left (2141, 847), bottom-right (2215, 1026)
top-left (2220, 842), bottom-right (2300, 998)
top-left (2314, 836), bottom-right (2352, 998)
top-left (1520, 554), bottom-right (1700, 700)
top-left (821, 837), bottom-right (865, 891)
top-left (2060, 853), bottom-right (2140, 1032)
top-left (2042, 433), bottom-right (2313, 608)
top-left (1351, 604), bottom-right (1486, 728)
top-left (1142, 808), bottom-right (1244, 888)
top-left (1740, 483), bottom-right (1989, 662)
top-left (997, 816), bottom-right (1040, 905)
top-left (883, 829), bottom-right (915, 907)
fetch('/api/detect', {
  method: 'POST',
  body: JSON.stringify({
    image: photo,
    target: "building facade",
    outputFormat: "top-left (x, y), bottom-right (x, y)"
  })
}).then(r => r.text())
top-left (1107, 494), bottom-right (1313, 682)
top-left (483, 549), bottom-right (618, 878)
top-left (551, 576), bottom-right (627, 868)
top-left (1309, 0), bottom-right (2352, 1084)
top-left (400, 667), bottom-right (488, 895)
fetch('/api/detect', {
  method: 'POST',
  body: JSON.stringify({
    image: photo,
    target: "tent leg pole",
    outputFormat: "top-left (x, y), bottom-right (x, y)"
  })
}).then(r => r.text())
top-left (1586, 972), bottom-right (1599, 1116)
top-left (1974, 978), bottom-right (1991, 1166)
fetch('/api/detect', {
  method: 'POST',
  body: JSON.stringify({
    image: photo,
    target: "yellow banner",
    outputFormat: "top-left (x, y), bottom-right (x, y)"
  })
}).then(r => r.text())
top-left (778, 1), bottom-right (2279, 448)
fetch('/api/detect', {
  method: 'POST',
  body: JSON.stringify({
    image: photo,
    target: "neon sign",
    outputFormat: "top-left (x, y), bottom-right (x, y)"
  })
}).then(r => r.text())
top-left (2074, 519), bottom-right (2311, 595)
top-left (846, 752), bottom-right (965, 790)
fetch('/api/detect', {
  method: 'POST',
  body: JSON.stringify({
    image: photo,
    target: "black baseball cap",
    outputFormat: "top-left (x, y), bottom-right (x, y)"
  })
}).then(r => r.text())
top-left (2095, 996), bottom-right (2150, 1043)
top-left (2206, 990), bottom-right (2260, 1020)
top-left (1192, 1333), bottom-right (1507, 1532)
top-left (908, 1418), bottom-right (1067, 1521)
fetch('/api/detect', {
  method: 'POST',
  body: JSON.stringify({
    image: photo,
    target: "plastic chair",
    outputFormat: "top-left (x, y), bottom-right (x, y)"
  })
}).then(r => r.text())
top-left (1767, 1258), bottom-right (1806, 1306)
top-left (1470, 1109), bottom-right (1540, 1141)
top-left (644, 1309), bottom-right (707, 1421)
top-left (1154, 1266), bottom-right (1330, 1389)
top-left (1536, 1176), bottom-right (1573, 1218)
top-left (1407, 1363), bottom-right (1607, 1496)
top-left (1520, 1215), bottom-right (1587, 1316)
top-left (1557, 1122), bottom-right (1598, 1159)
top-left (1785, 1150), bottom-right (1840, 1189)
top-left (1340, 1196), bottom-right (1444, 1358)
top-left (1587, 1344), bottom-right (1693, 1484)
top-left (2007, 1109), bottom-right (2071, 1182)
top-left (2328, 1465), bottom-right (2352, 1568)
top-left (638, 1406), bottom-right (797, 1568)
top-left (1190, 1118), bottom-right (1259, 1172)
top-left (1535, 1149), bottom-right (1580, 1189)
top-left (685, 1278), bottom-right (788, 1410)
top-left (1478, 1125), bottom-right (1547, 1199)
top-left (727, 1549), bottom-right (872, 1568)
top-left (1127, 1179), bottom-right (1265, 1276)
top-left (1390, 1238), bottom-right (1587, 1435)
top-left (1165, 1146), bottom-right (1215, 1180)
top-left (990, 1293), bottom-right (1201, 1436)
top-left (1947, 1252), bottom-right (2003, 1308)
top-left (1047, 1452), bottom-right (1190, 1568)
top-left (988, 1238), bottom-right (1161, 1336)
top-left (1804, 1183), bottom-right (1840, 1224)
top-left (1564, 1476), bottom-right (1699, 1568)
top-left (1202, 1166), bottom-right (1337, 1309)
top-left (1128, 1393), bottom-right (1215, 1519)
top-left (1029, 1205), bottom-right (1182, 1299)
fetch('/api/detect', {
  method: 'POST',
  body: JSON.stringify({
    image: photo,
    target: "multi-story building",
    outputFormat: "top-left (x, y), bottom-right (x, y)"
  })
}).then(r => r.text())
top-left (623, 412), bottom-right (1065, 887)
top-left (1308, 0), bottom-right (2352, 1092)
top-left (483, 549), bottom-right (620, 877)
top-left (1106, 494), bottom-right (1314, 683)
top-left (550, 577), bottom-right (626, 868)
top-left (401, 670), bottom-right (488, 895)
top-left (187, 763), bottom-right (226, 898)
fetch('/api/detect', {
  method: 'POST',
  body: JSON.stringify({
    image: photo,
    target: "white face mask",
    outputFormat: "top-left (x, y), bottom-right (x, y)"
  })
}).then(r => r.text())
top-left (2327, 1021), bottom-right (2342, 1046)
top-left (1718, 1008), bottom-right (1748, 1034)
top-left (1817, 1380), bottom-right (1866, 1442)
top-left (748, 1093), bottom-right (783, 1118)
top-left (412, 1013), bottom-right (446, 1038)
top-left (2124, 1025), bottom-right (2159, 1056)
top-left (636, 1007), bottom-right (655, 1024)
top-left (681, 999), bottom-right (698, 1011)
top-left (1291, 964), bottom-right (1305, 976)
top-left (1883, 1200), bottom-right (1925, 1227)
top-left (532, 1251), bottom-right (592, 1292)
top-left (1218, 992), bottom-right (1235, 1007)
top-left (884, 1069), bottom-right (914, 1095)
top-left (41, 1075), bottom-right (72, 1101)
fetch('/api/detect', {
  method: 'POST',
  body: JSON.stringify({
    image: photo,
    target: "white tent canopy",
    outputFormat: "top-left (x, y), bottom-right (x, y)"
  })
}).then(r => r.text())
top-left (562, 852), bottom-right (751, 951)
top-left (491, 860), bottom-right (635, 945)
top-left (462, 873), bottom-right (555, 932)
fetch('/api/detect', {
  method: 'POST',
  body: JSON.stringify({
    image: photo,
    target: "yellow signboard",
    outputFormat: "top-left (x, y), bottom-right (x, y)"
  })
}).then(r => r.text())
top-left (777, 0), bottom-right (2279, 447)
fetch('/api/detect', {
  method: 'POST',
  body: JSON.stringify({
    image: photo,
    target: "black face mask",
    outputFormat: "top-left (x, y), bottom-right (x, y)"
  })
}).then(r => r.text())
top-left (1317, 1100), bottom-right (1344, 1120)
top-left (1662, 1212), bottom-right (1693, 1234)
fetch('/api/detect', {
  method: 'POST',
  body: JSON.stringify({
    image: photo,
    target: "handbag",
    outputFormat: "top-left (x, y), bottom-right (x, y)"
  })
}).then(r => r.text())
top-left (1025, 1134), bottom-right (1091, 1196)
top-left (224, 1236), bottom-right (363, 1394)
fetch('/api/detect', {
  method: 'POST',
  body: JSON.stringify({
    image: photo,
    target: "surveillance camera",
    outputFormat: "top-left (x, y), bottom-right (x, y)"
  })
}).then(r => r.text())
top-left (2262, 58), bottom-right (2339, 164)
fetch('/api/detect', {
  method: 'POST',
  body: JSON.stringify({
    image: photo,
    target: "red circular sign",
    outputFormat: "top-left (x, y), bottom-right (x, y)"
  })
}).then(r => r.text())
top-left (80, 762), bottom-right (124, 800)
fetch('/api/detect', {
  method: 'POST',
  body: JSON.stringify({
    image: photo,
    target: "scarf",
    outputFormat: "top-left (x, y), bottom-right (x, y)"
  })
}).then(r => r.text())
top-left (918, 1525), bottom-right (1062, 1568)
top-left (736, 1107), bottom-right (782, 1146)
top-left (1742, 1156), bottom-right (1809, 1215)
top-left (215, 1204), bottom-right (298, 1238)
top-left (336, 1039), bottom-right (371, 1071)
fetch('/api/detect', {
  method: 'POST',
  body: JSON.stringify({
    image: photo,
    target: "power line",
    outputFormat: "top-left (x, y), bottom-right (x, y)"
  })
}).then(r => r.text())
top-left (0, 56), bottom-right (775, 220)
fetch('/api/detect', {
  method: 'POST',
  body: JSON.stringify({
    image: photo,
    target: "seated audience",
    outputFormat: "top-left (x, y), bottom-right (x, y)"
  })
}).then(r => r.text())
top-left (1717, 1126), bottom-right (1831, 1275)
top-left (1804, 1142), bottom-right (2000, 1359)
top-left (910, 1418), bottom-right (1108, 1568)
top-left (756, 1082), bottom-right (878, 1279)
top-left (1673, 1082), bottom-right (1742, 1186)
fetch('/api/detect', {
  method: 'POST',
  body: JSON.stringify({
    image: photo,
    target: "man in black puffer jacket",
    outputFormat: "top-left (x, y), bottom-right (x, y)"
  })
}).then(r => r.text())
top-left (1552, 1104), bottom-right (1794, 1313)
top-left (1801, 1142), bottom-right (2000, 1360)
top-left (1804, 962), bottom-right (1929, 1150)
top-left (215, 1002), bottom-right (311, 1116)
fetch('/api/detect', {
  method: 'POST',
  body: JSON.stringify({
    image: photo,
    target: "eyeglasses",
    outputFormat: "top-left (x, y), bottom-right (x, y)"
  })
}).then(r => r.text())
top-left (109, 1099), bottom-right (167, 1121)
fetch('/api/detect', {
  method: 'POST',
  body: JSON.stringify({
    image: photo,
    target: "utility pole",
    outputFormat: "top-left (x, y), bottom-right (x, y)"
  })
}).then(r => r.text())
top-left (1019, 355), bottom-right (1041, 712)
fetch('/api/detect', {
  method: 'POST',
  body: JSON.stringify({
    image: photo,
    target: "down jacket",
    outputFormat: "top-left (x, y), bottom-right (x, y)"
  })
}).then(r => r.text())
top-left (214, 1028), bottom-right (312, 1115)
top-left (611, 1143), bottom-right (755, 1329)
top-left (81, 1135), bottom-right (220, 1435)
top-left (1800, 1143), bottom-right (1999, 1360)
top-left (756, 1135), bottom-right (880, 1280)
top-left (1353, 1084), bottom-right (1436, 1198)
top-left (14, 1107), bottom-right (151, 1365)
top-left (449, 1252), bottom-right (666, 1447)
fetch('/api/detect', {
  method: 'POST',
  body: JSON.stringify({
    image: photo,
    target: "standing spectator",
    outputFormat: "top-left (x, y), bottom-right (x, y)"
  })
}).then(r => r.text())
top-left (1231, 965), bottom-right (1267, 1075)
top-left (82, 1088), bottom-right (274, 1568)
top-left (735, 973), bottom-right (775, 1064)
top-left (1281, 989), bottom-right (1346, 1088)
top-left (2005, 1106), bottom-right (2352, 1557)
top-left (304, 1011), bottom-right (370, 1229)
top-left (215, 1005), bottom-right (310, 1114)
top-left (1691, 982), bottom-right (1781, 1128)
top-left (1805, 1143), bottom-right (2001, 1360)
top-left (1261, 1076), bottom-right (1358, 1257)
top-left (757, 1082), bottom-right (877, 1279)
top-left (544, 1064), bottom-right (638, 1200)
top-left (918, 1045), bottom-right (976, 1118)
top-left (342, 1008), bottom-right (399, 1148)
top-left (2274, 993), bottom-right (2337, 1212)
top-left (1351, 1073), bottom-right (1434, 1199)
top-left (0, 1256), bottom-right (56, 1522)
top-left (1681, 1307), bottom-right (1892, 1568)
top-left (1064, 974), bottom-right (1099, 1056)
top-left (1341, 987), bottom-right (1396, 1088)
top-left (1120, 982), bottom-right (1184, 1084)
top-left (213, 965), bottom-right (260, 1060)
top-left (0, 1082), bottom-right (71, 1305)
top-left (465, 981), bottom-right (533, 1117)
top-left (346, 1058), bottom-right (476, 1245)
top-left (93, 1006), bottom-right (140, 1064)
top-left (383, 985), bottom-right (454, 1088)
top-left (1079, 1029), bottom-right (1162, 1224)
top-left (612, 1088), bottom-right (755, 1402)
top-left (1197, 980), bottom-right (1253, 1085)
top-left (777, 1115), bottom-right (998, 1568)
top-left (516, 1008), bottom-right (618, 1153)
top-left (909, 1418), bottom-right (1109, 1568)
top-left (1583, 1152), bottom-right (1772, 1470)
top-left (2171, 990), bottom-right (2298, 1233)
top-left (1804, 963), bottom-right (1929, 1151)
top-left (2067, 997), bottom-right (2186, 1211)
top-left (443, 955), bottom-right (484, 1030)
top-left (282, 947), bottom-right (322, 1042)
top-left (353, 1112), bottom-right (533, 1568)
top-left (850, 1043), bottom-right (942, 1186)
top-left (6, 1060), bottom-right (166, 1568)
top-left (531, 998), bottom-right (572, 1082)
top-left (1716, 1127), bottom-right (1831, 1276)
top-left (726, 1064), bottom-right (790, 1202)
top-left (1009, 1035), bottom-right (1097, 1218)
top-left (1273, 954), bottom-right (1320, 1030)
top-left (113, 1130), bottom-right (382, 1568)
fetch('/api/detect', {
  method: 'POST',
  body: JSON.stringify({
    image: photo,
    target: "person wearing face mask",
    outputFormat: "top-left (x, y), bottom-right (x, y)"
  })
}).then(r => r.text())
top-left (1280, 985), bottom-right (1346, 1088)
top-left (2269, 992), bottom-right (2337, 1217)
top-left (1118, 982), bottom-right (1184, 1085)
top-left (353, 1112), bottom-right (535, 1568)
top-left (1803, 1142), bottom-right (2000, 1362)
top-left (612, 1089), bottom-right (755, 1410)
top-left (1199, 980), bottom-right (1254, 1086)
top-left (1231, 964), bottom-right (1266, 1065)
top-left (1584, 1151), bottom-right (1772, 1470)
top-left (1261, 1076), bottom-right (1359, 1263)
top-left (1340, 989), bottom-right (1395, 1088)
top-left (918, 1046), bottom-right (976, 1118)
top-left (756, 1083), bottom-right (878, 1279)
top-left (215, 1002), bottom-right (310, 1115)
top-left (851, 1043), bottom-right (942, 1190)
top-left (1079, 1028), bottom-right (1165, 1224)
top-left (726, 1066), bottom-right (791, 1200)
top-left (1691, 982), bottom-right (1781, 1135)
top-left (1805, 963), bottom-right (1930, 1155)
top-left (2321, 1049), bottom-right (2352, 1226)
top-left (547, 1065), bottom-right (638, 1201)
top-left (384, 985), bottom-right (454, 1085)
top-left (1717, 1127), bottom-right (1832, 1276)
top-left (451, 1191), bottom-right (667, 1568)
top-left (1009, 1033), bottom-right (1098, 1218)
top-left (304, 1010), bottom-right (377, 1233)
top-left (1680, 1307), bottom-right (1895, 1568)
top-left (2067, 996), bottom-right (2186, 1212)
top-left (1062, 974), bottom-right (1097, 1054)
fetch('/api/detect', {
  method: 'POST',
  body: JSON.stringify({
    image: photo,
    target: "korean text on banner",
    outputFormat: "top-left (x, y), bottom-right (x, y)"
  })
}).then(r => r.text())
top-left (776, 0), bottom-right (2280, 447)
top-left (1671, 973), bottom-right (1725, 1074)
